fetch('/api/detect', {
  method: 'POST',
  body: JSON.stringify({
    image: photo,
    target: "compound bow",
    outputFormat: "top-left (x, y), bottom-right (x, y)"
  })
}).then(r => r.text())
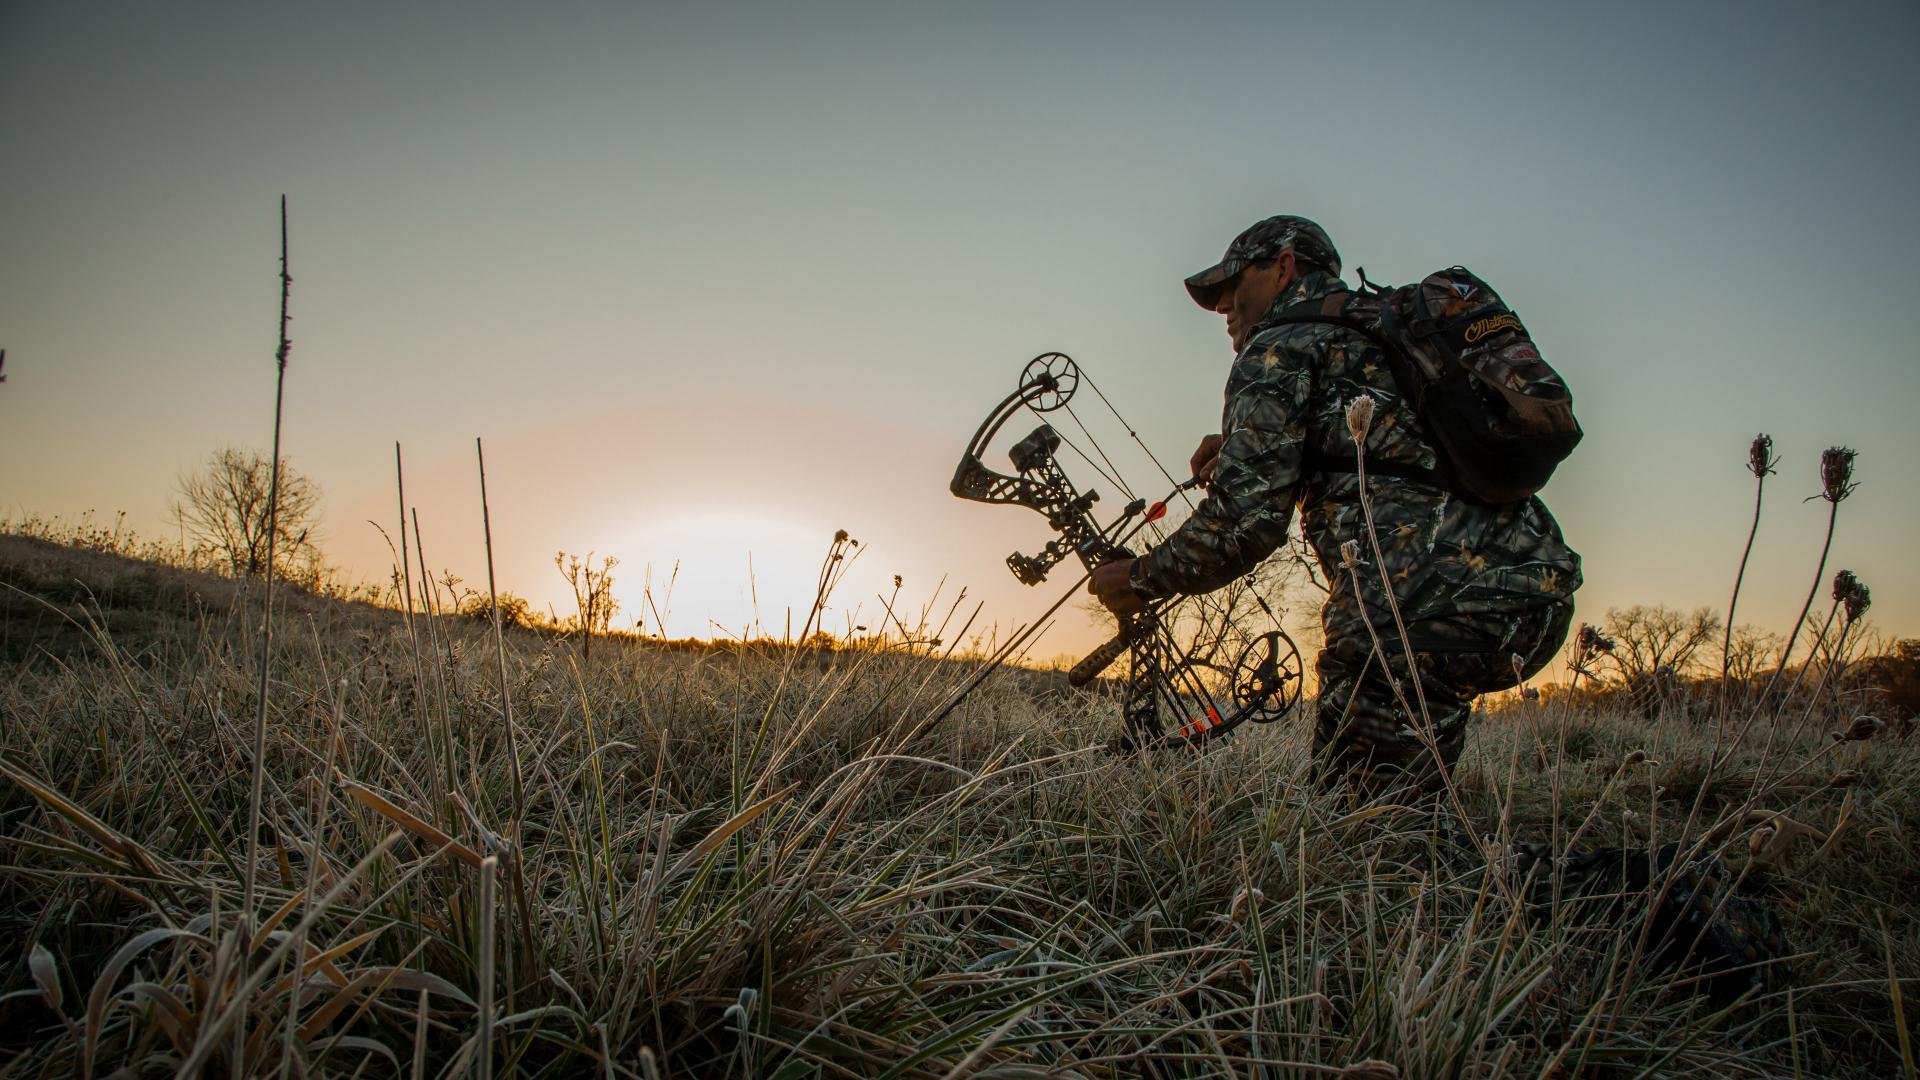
top-left (936, 352), bottom-right (1304, 751)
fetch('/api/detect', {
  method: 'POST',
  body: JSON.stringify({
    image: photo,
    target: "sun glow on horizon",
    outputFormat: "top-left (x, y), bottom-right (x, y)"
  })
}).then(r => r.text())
top-left (608, 510), bottom-right (869, 642)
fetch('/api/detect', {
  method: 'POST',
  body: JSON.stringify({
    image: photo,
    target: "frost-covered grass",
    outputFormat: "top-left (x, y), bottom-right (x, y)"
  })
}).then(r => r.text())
top-left (0, 532), bottom-right (1913, 1078)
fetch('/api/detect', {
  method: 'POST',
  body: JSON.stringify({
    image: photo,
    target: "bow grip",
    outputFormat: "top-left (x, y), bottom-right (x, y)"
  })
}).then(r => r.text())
top-left (1069, 627), bottom-right (1131, 688)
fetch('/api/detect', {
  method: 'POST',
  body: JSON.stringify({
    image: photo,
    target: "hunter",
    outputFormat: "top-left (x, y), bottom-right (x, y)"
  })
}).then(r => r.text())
top-left (1089, 215), bottom-right (1582, 794)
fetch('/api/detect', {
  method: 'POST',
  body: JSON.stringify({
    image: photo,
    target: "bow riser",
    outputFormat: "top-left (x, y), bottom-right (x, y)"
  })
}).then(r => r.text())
top-left (944, 352), bottom-right (1305, 752)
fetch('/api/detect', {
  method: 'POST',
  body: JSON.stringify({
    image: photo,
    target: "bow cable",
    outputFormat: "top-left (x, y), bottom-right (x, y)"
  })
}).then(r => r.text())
top-left (1078, 366), bottom-right (1205, 516)
top-left (1075, 366), bottom-right (1297, 684)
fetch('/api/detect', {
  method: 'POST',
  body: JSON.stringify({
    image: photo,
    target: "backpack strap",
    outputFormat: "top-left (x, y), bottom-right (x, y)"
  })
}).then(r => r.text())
top-left (1267, 294), bottom-right (1453, 493)
top-left (1301, 450), bottom-right (1445, 487)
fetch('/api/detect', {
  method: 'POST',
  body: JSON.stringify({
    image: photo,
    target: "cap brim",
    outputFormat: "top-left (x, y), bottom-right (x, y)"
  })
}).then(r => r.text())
top-left (1184, 263), bottom-right (1234, 309)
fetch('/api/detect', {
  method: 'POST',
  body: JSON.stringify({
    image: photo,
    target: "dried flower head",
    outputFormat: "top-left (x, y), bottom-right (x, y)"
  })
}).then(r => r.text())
top-left (1576, 624), bottom-right (1616, 656)
top-left (1511, 653), bottom-right (1526, 681)
top-left (1520, 686), bottom-right (1541, 702)
top-left (1846, 581), bottom-right (1871, 623)
top-left (1832, 569), bottom-right (1871, 622)
top-left (1833, 569), bottom-right (1859, 605)
top-left (1624, 749), bottom-right (1657, 767)
top-left (893, 574), bottom-right (903, 589)
top-left (1848, 582), bottom-right (1871, 622)
top-left (1841, 715), bottom-right (1884, 742)
top-left (1344, 395), bottom-right (1375, 445)
top-left (833, 528), bottom-right (850, 543)
top-left (1748, 433), bottom-right (1777, 478)
top-left (1818, 446), bottom-right (1857, 503)
top-left (1340, 538), bottom-right (1361, 569)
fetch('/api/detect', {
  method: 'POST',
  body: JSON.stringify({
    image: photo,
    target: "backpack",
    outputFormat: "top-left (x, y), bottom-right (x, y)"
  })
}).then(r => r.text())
top-left (1273, 266), bottom-right (1582, 504)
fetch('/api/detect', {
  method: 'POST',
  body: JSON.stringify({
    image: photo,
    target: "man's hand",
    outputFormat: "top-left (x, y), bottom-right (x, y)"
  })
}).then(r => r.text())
top-left (1089, 558), bottom-right (1145, 617)
top-left (1189, 434), bottom-right (1225, 486)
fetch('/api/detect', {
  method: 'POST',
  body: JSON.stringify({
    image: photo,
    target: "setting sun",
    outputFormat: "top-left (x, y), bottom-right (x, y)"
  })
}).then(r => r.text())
top-left (609, 510), bottom-right (856, 641)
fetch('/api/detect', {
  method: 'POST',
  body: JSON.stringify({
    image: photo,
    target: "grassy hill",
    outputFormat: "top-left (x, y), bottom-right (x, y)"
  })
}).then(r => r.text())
top-left (0, 534), bottom-right (1914, 1077)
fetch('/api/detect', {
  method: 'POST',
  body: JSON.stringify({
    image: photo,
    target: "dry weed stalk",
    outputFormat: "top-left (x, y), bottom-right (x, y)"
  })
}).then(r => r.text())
top-left (392, 443), bottom-right (444, 825)
top-left (1717, 433), bottom-right (1775, 715)
top-left (239, 198), bottom-right (294, 1059)
top-left (1341, 395), bottom-right (1461, 815)
top-left (475, 436), bottom-right (538, 993)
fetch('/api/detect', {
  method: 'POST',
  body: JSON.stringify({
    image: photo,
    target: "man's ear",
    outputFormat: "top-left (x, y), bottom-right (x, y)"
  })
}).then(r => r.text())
top-left (1274, 248), bottom-right (1298, 287)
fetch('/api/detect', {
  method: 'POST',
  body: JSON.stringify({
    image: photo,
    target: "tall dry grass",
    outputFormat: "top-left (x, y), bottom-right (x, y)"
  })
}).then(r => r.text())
top-left (0, 523), bottom-right (1914, 1077)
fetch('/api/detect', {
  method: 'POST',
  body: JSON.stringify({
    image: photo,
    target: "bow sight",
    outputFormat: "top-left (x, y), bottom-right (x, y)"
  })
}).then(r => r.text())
top-left (939, 352), bottom-right (1304, 751)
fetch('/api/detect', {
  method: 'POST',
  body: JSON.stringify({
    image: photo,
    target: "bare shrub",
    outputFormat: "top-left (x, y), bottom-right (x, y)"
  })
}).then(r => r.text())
top-left (1856, 638), bottom-right (1920, 731)
top-left (555, 550), bottom-right (619, 660)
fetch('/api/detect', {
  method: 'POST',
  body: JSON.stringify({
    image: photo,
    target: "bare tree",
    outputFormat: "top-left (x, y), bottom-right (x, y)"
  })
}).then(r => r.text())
top-left (1601, 604), bottom-right (1723, 682)
top-left (175, 446), bottom-right (321, 576)
top-left (556, 550), bottom-right (620, 661)
top-left (1722, 623), bottom-right (1784, 684)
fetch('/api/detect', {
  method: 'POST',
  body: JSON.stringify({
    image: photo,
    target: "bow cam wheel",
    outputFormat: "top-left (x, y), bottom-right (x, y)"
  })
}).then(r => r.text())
top-left (1232, 630), bottom-right (1304, 723)
top-left (1020, 353), bottom-right (1079, 412)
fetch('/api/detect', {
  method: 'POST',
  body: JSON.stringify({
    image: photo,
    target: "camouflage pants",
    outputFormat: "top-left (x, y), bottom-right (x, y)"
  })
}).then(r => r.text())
top-left (1313, 596), bottom-right (1572, 795)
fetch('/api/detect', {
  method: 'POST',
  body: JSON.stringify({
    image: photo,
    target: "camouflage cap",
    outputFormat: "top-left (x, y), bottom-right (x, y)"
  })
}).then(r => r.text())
top-left (1184, 215), bottom-right (1342, 309)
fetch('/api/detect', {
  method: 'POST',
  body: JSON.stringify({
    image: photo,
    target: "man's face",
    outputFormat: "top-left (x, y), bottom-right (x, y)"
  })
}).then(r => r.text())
top-left (1213, 252), bottom-right (1295, 352)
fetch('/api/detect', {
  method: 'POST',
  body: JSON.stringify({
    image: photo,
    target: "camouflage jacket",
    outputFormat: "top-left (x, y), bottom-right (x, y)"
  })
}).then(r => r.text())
top-left (1131, 270), bottom-right (1581, 629)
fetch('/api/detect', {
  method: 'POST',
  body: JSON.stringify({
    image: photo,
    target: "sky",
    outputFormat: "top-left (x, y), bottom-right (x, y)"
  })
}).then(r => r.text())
top-left (3, 1), bottom-right (1916, 670)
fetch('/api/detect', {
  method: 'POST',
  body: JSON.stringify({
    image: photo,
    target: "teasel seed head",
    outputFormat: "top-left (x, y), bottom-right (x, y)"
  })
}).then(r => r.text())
top-left (1748, 433), bottom-right (1777, 478)
top-left (1818, 446), bottom-right (1857, 504)
top-left (1344, 395), bottom-right (1375, 445)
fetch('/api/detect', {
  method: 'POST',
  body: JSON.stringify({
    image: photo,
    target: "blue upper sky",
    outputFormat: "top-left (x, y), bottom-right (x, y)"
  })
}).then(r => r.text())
top-left (3, 1), bottom-right (1914, 657)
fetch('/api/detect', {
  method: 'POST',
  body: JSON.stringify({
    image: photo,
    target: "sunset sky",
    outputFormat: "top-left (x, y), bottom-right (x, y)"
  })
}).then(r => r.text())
top-left (3, 2), bottom-right (1916, 667)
